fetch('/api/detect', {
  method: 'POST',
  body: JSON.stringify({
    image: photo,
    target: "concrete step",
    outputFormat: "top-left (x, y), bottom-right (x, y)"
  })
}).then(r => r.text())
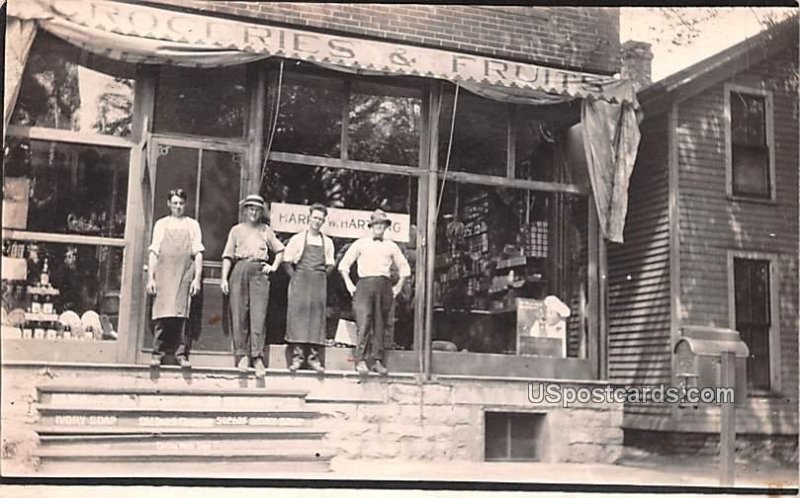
top-left (37, 404), bottom-right (322, 429)
top-left (27, 364), bottom-right (393, 403)
top-left (37, 446), bottom-right (333, 460)
top-left (35, 447), bottom-right (334, 476)
top-left (37, 425), bottom-right (326, 437)
top-left (37, 385), bottom-right (309, 410)
top-left (36, 457), bottom-right (333, 477)
top-left (37, 431), bottom-right (328, 453)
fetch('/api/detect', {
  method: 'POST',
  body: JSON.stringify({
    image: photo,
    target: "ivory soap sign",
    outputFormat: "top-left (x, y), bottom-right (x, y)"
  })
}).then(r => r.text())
top-left (270, 203), bottom-right (410, 242)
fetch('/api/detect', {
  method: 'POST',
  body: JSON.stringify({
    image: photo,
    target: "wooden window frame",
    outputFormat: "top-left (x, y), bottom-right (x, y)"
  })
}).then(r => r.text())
top-left (727, 250), bottom-right (782, 394)
top-left (3, 127), bottom-right (134, 251)
top-left (5, 99), bottom-right (139, 360)
top-left (263, 70), bottom-right (599, 376)
top-left (426, 81), bottom-right (598, 373)
top-left (724, 84), bottom-right (776, 203)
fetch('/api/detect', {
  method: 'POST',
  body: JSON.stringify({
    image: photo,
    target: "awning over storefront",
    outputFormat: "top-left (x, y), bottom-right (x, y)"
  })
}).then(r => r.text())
top-left (10, 0), bottom-right (635, 102)
top-left (7, 0), bottom-right (641, 242)
top-left (4, 17), bottom-right (38, 131)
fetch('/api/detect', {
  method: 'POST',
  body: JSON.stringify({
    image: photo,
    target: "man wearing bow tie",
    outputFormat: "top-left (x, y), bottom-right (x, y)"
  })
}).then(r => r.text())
top-left (338, 209), bottom-right (410, 376)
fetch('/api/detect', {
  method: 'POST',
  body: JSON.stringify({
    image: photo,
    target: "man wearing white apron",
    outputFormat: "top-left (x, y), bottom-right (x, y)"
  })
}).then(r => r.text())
top-left (147, 188), bottom-right (204, 368)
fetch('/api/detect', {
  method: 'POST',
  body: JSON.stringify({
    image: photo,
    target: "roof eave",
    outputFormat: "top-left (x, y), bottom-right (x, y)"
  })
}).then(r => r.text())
top-left (638, 15), bottom-right (798, 118)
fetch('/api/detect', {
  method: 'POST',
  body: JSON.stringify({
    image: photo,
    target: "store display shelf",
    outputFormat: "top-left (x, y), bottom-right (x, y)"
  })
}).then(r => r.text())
top-left (433, 307), bottom-right (515, 315)
top-left (496, 256), bottom-right (527, 270)
top-left (27, 286), bottom-right (60, 296)
top-left (24, 312), bottom-right (59, 322)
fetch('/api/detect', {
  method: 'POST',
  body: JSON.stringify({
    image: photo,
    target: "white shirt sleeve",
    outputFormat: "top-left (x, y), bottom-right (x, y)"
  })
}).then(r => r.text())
top-left (190, 218), bottom-right (205, 255)
top-left (392, 241), bottom-right (412, 278)
top-left (148, 218), bottom-right (165, 255)
top-left (338, 239), bottom-right (362, 273)
top-left (283, 232), bottom-right (304, 264)
top-left (324, 235), bottom-right (335, 266)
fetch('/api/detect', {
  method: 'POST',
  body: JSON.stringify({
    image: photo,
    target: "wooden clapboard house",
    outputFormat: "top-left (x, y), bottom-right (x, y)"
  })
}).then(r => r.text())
top-left (608, 16), bottom-right (798, 460)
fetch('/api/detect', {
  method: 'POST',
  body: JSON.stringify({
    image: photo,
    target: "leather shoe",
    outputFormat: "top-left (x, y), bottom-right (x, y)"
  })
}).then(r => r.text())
top-left (308, 359), bottom-right (325, 374)
top-left (149, 355), bottom-right (162, 367)
top-left (254, 358), bottom-right (266, 379)
top-left (177, 356), bottom-right (191, 369)
top-left (237, 356), bottom-right (249, 372)
top-left (288, 358), bottom-right (302, 372)
top-left (371, 360), bottom-right (388, 376)
top-left (355, 360), bottom-right (369, 376)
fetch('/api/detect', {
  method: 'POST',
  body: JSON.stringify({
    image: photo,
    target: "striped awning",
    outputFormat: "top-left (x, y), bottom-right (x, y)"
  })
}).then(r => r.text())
top-left (9, 0), bottom-right (637, 105)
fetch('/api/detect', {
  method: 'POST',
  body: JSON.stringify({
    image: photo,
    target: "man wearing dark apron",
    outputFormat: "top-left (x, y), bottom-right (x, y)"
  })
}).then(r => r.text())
top-left (283, 203), bottom-right (335, 373)
top-left (339, 209), bottom-right (411, 376)
top-left (147, 188), bottom-right (204, 368)
top-left (220, 194), bottom-right (285, 378)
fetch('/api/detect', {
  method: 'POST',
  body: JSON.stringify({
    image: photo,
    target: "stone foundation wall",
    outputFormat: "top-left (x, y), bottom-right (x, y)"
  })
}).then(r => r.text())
top-left (623, 429), bottom-right (799, 466)
top-left (313, 377), bottom-right (624, 463)
top-left (1, 366), bottom-right (40, 474)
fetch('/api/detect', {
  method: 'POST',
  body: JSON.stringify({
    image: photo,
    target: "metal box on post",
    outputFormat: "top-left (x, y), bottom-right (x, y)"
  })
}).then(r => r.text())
top-left (674, 326), bottom-right (749, 407)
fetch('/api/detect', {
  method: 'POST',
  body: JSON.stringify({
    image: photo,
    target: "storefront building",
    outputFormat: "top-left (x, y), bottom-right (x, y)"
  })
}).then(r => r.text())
top-left (2, 1), bottom-right (642, 472)
top-left (4, 0), bottom-right (640, 377)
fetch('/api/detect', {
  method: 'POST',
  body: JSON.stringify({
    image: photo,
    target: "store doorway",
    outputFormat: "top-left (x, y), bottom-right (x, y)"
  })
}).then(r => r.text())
top-left (138, 137), bottom-right (245, 365)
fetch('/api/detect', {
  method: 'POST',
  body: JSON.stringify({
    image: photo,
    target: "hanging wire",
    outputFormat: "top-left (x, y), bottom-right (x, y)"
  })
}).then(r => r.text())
top-left (259, 60), bottom-right (285, 190)
top-left (434, 82), bottom-right (460, 221)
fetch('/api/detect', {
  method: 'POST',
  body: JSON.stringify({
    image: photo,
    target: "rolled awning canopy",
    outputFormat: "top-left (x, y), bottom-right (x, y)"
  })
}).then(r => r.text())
top-left (7, 0), bottom-right (641, 242)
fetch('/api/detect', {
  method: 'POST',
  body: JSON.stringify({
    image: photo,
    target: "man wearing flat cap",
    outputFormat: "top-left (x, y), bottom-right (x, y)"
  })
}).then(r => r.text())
top-left (339, 209), bottom-right (410, 376)
top-left (220, 194), bottom-right (285, 378)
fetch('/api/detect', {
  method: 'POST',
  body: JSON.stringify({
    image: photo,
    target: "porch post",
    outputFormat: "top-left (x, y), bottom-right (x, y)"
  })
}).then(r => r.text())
top-left (587, 192), bottom-right (600, 379)
top-left (423, 82), bottom-right (442, 380)
top-left (117, 65), bottom-right (157, 364)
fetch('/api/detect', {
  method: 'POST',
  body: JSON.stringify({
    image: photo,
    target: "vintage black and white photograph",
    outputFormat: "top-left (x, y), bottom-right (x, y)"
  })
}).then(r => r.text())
top-left (2, 1), bottom-right (798, 495)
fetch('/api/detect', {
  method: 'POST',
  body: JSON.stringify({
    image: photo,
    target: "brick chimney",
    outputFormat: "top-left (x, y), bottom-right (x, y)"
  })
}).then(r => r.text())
top-left (621, 40), bottom-right (653, 91)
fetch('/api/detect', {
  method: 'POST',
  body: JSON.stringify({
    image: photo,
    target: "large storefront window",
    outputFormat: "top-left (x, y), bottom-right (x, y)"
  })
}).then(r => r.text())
top-left (348, 80), bottom-right (422, 166)
top-left (11, 32), bottom-right (135, 137)
top-left (432, 183), bottom-right (588, 357)
top-left (262, 162), bottom-right (418, 350)
top-left (271, 69), bottom-right (422, 167)
top-left (2, 240), bottom-right (124, 340)
top-left (4, 138), bottom-right (129, 238)
top-left (154, 66), bottom-right (247, 138)
top-left (272, 72), bottom-right (345, 158)
top-left (2, 138), bottom-right (130, 343)
top-left (4, 34), bottom-right (136, 347)
top-left (439, 89), bottom-right (509, 177)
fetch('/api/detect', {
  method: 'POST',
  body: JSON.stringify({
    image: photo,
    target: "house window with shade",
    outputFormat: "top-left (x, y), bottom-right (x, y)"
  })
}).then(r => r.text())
top-left (726, 86), bottom-right (775, 200)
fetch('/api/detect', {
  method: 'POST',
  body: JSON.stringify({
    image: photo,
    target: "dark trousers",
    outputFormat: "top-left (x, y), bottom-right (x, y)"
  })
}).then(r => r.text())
top-left (229, 260), bottom-right (270, 360)
top-left (353, 276), bottom-right (392, 364)
top-left (152, 317), bottom-right (191, 359)
top-left (290, 343), bottom-right (321, 365)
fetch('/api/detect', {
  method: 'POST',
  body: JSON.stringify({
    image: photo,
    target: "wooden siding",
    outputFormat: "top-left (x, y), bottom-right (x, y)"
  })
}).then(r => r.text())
top-left (608, 115), bottom-right (672, 402)
top-left (625, 397), bottom-right (799, 433)
top-left (676, 44), bottom-right (798, 433)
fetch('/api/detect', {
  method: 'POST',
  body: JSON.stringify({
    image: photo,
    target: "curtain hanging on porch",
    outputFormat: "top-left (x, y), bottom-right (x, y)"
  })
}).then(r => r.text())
top-left (9, 0), bottom-right (641, 243)
top-left (580, 96), bottom-right (641, 244)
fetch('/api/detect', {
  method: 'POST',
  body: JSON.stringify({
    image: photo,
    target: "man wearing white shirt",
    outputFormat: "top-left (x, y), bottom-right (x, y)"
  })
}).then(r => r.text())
top-left (338, 209), bottom-right (411, 376)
